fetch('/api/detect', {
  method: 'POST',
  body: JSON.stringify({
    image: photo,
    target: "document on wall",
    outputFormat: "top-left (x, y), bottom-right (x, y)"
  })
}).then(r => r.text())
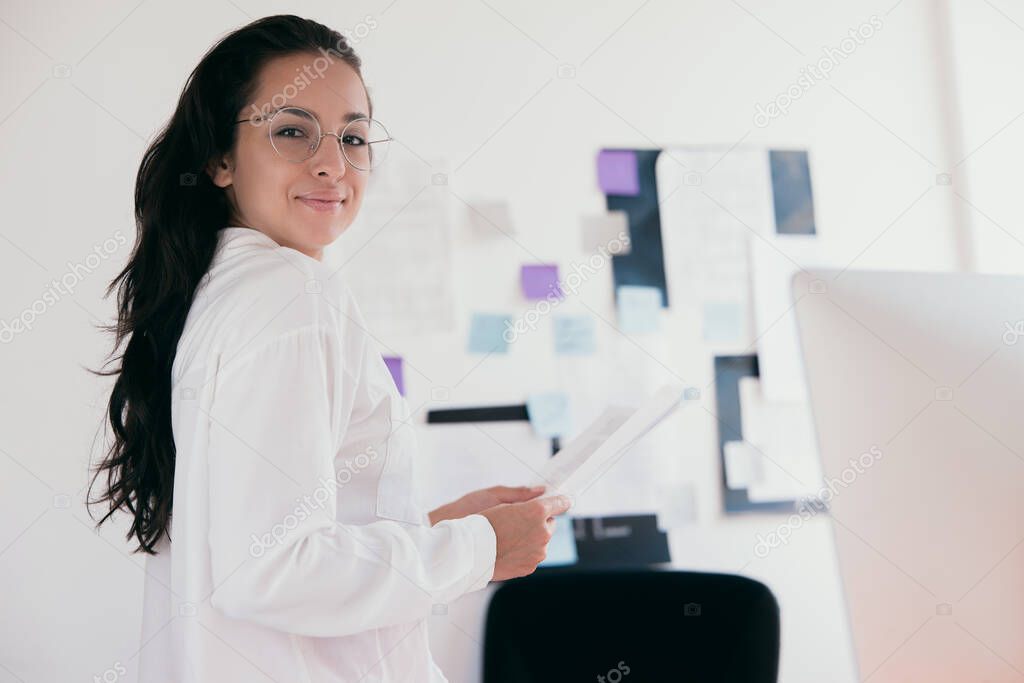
top-left (534, 384), bottom-right (685, 500)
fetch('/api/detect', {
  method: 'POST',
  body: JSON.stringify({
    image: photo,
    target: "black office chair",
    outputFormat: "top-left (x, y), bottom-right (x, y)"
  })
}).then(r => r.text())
top-left (482, 569), bottom-right (780, 682)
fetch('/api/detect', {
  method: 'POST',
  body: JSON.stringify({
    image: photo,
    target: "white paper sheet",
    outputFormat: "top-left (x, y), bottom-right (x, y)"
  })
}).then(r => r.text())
top-left (534, 384), bottom-right (685, 500)
top-left (331, 156), bottom-right (457, 338)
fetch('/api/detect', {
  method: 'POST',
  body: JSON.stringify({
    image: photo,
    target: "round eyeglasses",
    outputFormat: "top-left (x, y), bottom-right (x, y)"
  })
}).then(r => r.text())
top-left (235, 106), bottom-right (392, 171)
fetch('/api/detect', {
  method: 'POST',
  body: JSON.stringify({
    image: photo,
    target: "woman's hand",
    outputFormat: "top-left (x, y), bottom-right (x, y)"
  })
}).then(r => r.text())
top-left (428, 485), bottom-right (546, 526)
top-left (480, 494), bottom-right (573, 581)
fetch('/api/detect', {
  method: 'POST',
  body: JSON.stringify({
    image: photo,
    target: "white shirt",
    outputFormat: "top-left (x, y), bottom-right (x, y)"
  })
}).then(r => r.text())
top-left (138, 226), bottom-right (497, 682)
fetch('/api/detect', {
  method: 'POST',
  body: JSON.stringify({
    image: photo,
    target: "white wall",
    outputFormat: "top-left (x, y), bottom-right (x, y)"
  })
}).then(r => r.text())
top-left (946, 0), bottom-right (1024, 274)
top-left (0, 1), bottom-right (983, 681)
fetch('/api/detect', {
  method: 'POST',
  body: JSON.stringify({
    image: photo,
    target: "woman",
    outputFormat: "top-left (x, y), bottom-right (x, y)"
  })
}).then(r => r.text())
top-left (88, 15), bottom-right (571, 681)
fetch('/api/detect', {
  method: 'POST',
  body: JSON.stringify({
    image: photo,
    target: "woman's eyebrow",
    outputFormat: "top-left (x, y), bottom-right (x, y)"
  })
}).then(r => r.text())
top-left (274, 105), bottom-right (369, 123)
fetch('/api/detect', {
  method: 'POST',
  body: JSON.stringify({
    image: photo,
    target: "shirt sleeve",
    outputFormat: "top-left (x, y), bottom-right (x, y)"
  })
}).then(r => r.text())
top-left (204, 324), bottom-right (496, 638)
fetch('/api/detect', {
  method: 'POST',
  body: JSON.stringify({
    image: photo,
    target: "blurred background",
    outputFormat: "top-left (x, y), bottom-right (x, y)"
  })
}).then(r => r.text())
top-left (1, 1), bottom-right (1023, 681)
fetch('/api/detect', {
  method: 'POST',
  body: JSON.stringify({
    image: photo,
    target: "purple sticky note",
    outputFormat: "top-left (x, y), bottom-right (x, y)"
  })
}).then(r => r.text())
top-left (382, 355), bottom-right (405, 396)
top-left (521, 264), bottom-right (562, 300)
top-left (597, 149), bottom-right (639, 196)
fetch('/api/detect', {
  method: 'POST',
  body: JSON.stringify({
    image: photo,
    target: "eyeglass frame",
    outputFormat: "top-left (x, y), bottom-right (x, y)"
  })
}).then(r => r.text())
top-left (233, 106), bottom-right (392, 171)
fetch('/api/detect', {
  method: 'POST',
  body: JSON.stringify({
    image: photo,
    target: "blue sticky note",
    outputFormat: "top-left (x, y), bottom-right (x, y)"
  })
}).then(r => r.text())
top-left (616, 285), bottom-right (661, 334)
top-left (769, 150), bottom-right (816, 235)
top-left (554, 315), bottom-right (596, 354)
top-left (597, 149), bottom-right (640, 196)
top-left (468, 313), bottom-right (512, 354)
top-left (521, 264), bottom-right (563, 300)
top-left (702, 301), bottom-right (744, 343)
top-left (526, 391), bottom-right (571, 438)
top-left (538, 515), bottom-right (578, 567)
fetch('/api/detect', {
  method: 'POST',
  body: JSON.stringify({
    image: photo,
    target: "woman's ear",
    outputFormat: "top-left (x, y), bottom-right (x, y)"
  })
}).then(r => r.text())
top-left (207, 155), bottom-right (234, 189)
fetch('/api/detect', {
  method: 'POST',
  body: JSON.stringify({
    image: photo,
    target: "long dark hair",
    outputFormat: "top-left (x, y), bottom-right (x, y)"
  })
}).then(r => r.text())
top-left (86, 15), bottom-right (369, 554)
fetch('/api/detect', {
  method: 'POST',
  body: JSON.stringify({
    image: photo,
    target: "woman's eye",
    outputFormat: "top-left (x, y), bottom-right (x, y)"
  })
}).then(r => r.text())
top-left (275, 127), bottom-right (307, 138)
top-left (343, 135), bottom-right (366, 146)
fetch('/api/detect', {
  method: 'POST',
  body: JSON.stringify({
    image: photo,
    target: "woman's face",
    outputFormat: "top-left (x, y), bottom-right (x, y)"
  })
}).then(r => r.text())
top-left (210, 52), bottom-right (371, 261)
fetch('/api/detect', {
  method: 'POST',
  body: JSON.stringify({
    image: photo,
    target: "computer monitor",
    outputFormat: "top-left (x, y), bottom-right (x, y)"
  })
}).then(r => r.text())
top-left (793, 269), bottom-right (1024, 682)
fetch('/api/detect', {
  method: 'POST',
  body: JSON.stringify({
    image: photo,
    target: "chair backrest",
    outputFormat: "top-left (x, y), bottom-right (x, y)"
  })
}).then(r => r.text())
top-left (482, 569), bottom-right (780, 683)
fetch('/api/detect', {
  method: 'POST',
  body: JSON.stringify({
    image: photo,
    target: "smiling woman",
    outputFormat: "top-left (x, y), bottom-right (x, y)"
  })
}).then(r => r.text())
top-left (209, 49), bottom-right (374, 259)
top-left (84, 13), bottom-right (569, 683)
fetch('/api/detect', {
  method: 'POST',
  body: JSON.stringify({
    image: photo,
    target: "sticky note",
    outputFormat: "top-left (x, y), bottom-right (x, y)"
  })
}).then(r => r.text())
top-left (526, 391), bottom-right (571, 438)
top-left (554, 315), bottom-right (596, 354)
top-left (521, 264), bottom-right (562, 300)
top-left (538, 515), bottom-right (578, 567)
top-left (597, 149), bottom-right (640, 196)
top-left (466, 200), bottom-right (515, 236)
top-left (769, 150), bottom-right (816, 235)
top-left (616, 285), bottom-right (661, 334)
top-left (657, 482), bottom-right (697, 530)
top-left (702, 301), bottom-right (744, 343)
top-left (724, 440), bottom-right (765, 489)
top-left (581, 211), bottom-right (631, 254)
top-left (382, 355), bottom-right (405, 395)
top-left (468, 313), bottom-right (512, 354)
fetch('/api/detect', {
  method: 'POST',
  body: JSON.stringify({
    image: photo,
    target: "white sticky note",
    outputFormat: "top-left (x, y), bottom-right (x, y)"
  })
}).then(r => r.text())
top-left (466, 200), bottom-right (515, 236)
top-left (724, 440), bottom-right (764, 489)
top-left (581, 211), bottom-right (631, 254)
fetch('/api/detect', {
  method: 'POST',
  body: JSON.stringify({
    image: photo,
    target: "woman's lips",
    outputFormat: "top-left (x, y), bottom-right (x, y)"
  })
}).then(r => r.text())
top-left (298, 197), bottom-right (344, 213)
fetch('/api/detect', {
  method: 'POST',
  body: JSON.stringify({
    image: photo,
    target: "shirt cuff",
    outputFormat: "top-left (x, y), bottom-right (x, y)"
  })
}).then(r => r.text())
top-left (459, 513), bottom-right (497, 593)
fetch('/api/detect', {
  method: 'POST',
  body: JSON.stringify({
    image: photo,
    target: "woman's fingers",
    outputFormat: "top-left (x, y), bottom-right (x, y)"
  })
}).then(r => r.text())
top-left (490, 484), bottom-right (546, 503)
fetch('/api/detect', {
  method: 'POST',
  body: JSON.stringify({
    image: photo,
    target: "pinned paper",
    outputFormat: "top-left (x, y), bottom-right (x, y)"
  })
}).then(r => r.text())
top-left (554, 315), bottom-right (596, 355)
top-left (616, 285), bottom-right (661, 334)
top-left (526, 391), bottom-right (572, 438)
top-left (702, 301), bottom-right (744, 343)
top-left (539, 515), bottom-right (578, 567)
top-left (466, 200), bottom-right (515, 236)
top-left (581, 211), bottom-right (631, 254)
top-left (597, 149), bottom-right (640, 196)
top-left (468, 313), bottom-right (512, 354)
top-left (520, 264), bottom-right (563, 300)
top-left (605, 150), bottom-right (669, 305)
top-left (769, 150), bottom-right (816, 235)
top-left (724, 440), bottom-right (764, 489)
top-left (657, 482), bottom-right (697, 530)
top-left (382, 355), bottom-right (405, 395)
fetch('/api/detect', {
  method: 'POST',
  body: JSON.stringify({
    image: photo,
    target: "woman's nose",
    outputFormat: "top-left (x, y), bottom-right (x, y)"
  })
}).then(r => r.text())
top-left (310, 133), bottom-right (348, 178)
